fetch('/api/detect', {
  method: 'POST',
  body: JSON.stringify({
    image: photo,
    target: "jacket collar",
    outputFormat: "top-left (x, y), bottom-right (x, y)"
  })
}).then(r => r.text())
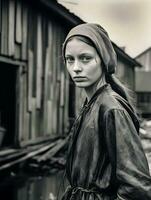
top-left (83, 83), bottom-right (109, 108)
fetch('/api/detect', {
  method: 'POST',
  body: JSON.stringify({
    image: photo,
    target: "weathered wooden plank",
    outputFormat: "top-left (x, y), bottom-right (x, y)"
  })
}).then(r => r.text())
top-left (35, 109), bottom-right (42, 138)
top-left (21, 3), bottom-right (28, 60)
top-left (25, 112), bottom-right (30, 140)
top-left (47, 21), bottom-right (53, 100)
top-left (51, 23), bottom-right (57, 100)
top-left (0, 0), bottom-right (8, 55)
top-left (28, 7), bottom-right (35, 51)
top-left (43, 47), bottom-right (51, 133)
top-left (64, 75), bottom-right (70, 134)
top-left (27, 50), bottom-right (34, 112)
top-left (18, 66), bottom-right (24, 143)
top-left (15, 0), bottom-right (22, 44)
top-left (59, 106), bottom-right (64, 135)
top-left (17, 65), bottom-right (28, 143)
top-left (33, 139), bottom-right (64, 162)
top-left (56, 25), bottom-right (61, 81)
top-left (56, 81), bottom-right (60, 135)
top-left (0, 149), bottom-right (27, 163)
top-left (48, 23), bottom-right (58, 134)
top-left (59, 72), bottom-right (65, 135)
top-left (60, 71), bottom-right (65, 107)
top-left (0, 149), bottom-right (19, 157)
top-left (51, 82), bottom-right (58, 135)
top-left (47, 100), bottom-right (53, 135)
top-left (0, 142), bottom-right (56, 171)
top-left (0, 55), bottom-right (26, 66)
top-left (0, 0), bottom-right (1, 33)
top-left (31, 98), bottom-right (36, 140)
top-left (15, 66), bottom-right (20, 146)
top-left (36, 14), bottom-right (43, 109)
top-left (14, 43), bottom-right (21, 59)
top-left (22, 71), bottom-right (29, 141)
top-left (8, 0), bottom-right (15, 56)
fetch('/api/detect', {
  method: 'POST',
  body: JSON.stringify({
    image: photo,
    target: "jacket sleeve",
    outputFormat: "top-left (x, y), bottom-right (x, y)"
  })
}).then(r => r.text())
top-left (104, 109), bottom-right (151, 200)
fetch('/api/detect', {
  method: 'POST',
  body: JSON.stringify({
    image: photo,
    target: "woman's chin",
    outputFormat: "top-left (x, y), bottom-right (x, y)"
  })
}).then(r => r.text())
top-left (75, 82), bottom-right (89, 88)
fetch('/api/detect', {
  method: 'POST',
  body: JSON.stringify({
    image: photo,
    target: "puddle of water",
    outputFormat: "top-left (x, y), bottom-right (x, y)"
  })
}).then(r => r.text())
top-left (0, 170), bottom-right (67, 200)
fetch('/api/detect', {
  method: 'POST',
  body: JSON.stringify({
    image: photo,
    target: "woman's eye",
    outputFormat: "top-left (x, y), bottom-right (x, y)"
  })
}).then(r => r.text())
top-left (80, 56), bottom-right (92, 63)
top-left (65, 57), bottom-right (74, 64)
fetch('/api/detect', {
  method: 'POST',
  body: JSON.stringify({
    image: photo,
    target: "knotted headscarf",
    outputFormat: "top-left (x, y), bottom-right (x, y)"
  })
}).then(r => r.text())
top-left (62, 23), bottom-right (117, 74)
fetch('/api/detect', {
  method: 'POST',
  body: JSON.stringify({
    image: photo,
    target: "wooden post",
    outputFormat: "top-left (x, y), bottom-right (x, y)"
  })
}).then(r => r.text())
top-left (21, 4), bottom-right (28, 60)
top-left (15, 0), bottom-right (22, 44)
top-left (8, 0), bottom-right (15, 56)
top-left (36, 14), bottom-right (43, 109)
top-left (18, 66), bottom-right (24, 143)
top-left (0, 0), bottom-right (1, 34)
top-left (31, 98), bottom-right (36, 140)
top-left (1, 0), bottom-right (8, 55)
top-left (27, 50), bottom-right (34, 112)
top-left (43, 47), bottom-right (51, 134)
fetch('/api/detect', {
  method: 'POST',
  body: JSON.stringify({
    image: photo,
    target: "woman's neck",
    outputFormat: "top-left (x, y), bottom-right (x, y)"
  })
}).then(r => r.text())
top-left (84, 76), bottom-right (106, 101)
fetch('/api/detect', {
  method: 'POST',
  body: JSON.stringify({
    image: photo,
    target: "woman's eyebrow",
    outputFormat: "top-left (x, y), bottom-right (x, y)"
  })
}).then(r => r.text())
top-left (78, 53), bottom-right (93, 56)
top-left (65, 54), bottom-right (73, 57)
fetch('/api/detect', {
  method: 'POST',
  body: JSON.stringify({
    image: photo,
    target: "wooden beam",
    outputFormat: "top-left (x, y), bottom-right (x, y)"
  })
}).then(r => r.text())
top-left (18, 66), bottom-right (24, 143)
top-left (0, 55), bottom-right (26, 66)
top-left (47, 100), bottom-right (53, 135)
top-left (43, 47), bottom-right (51, 133)
top-left (31, 98), bottom-right (36, 140)
top-left (60, 72), bottom-right (65, 107)
top-left (15, 0), bottom-right (22, 44)
top-left (21, 4), bottom-right (28, 60)
top-left (0, 142), bottom-right (58, 171)
top-left (47, 21), bottom-right (53, 100)
top-left (64, 75), bottom-right (69, 134)
top-left (0, 0), bottom-right (1, 34)
top-left (36, 14), bottom-right (43, 109)
top-left (8, 0), bottom-right (15, 56)
top-left (0, 0), bottom-right (8, 55)
top-left (27, 50), bottom-right (34, 112)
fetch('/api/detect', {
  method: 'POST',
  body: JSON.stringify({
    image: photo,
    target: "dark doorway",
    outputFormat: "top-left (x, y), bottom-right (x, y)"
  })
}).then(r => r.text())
top-left (69, 77), bottom-right (75, 128)
top-left (0, 62), bottom-right (18, 147)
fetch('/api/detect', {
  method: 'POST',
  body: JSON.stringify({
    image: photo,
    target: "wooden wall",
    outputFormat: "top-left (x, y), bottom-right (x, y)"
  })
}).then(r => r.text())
top-left (0, 0), bottom-right (70, 145)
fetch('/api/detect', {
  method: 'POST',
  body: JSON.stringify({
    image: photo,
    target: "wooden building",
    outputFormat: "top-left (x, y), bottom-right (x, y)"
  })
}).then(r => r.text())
top-left (0, 0), bottom-right (140, 149)
top-left (135, 47), bottom-right (151, 118)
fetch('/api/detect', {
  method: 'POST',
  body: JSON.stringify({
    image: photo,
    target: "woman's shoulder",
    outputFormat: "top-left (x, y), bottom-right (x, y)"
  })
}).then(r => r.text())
top-left (96, 86), bottom-right (124, 112)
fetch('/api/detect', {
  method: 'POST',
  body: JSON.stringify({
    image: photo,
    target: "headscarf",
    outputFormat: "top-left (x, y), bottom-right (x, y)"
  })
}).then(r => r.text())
top-left (62, 23), bottom-right (117, 74)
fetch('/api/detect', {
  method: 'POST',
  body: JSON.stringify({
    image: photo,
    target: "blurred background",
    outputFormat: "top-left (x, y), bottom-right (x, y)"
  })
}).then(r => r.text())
top-left (0, 0), bottom-right (150, 200)
top-left (58, 0), bottom-right (151, 57)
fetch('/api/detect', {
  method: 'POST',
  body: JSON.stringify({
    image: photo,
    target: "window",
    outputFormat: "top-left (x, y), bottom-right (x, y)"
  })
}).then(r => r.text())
top-left (137, 92), bottom-right (151, 104)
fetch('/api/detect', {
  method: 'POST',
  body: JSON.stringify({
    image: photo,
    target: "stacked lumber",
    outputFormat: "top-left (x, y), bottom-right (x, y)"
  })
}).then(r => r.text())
top-left (26, 138), bottom-right (68, 173)
top-left (0, 138), bottom-right (68, 173)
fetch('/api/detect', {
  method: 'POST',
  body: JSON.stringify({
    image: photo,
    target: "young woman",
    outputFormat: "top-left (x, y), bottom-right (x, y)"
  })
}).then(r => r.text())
top-left (61, 23), bottom-right (151, 200)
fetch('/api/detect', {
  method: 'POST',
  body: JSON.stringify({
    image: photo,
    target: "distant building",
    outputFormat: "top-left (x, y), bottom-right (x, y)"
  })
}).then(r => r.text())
top-left (135, 47), bottom-right (151, 118)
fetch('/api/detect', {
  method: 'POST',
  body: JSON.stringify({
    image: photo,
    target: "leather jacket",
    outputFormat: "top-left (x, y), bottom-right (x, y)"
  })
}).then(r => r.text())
top-left (61, 84), bottom-right (151, 200)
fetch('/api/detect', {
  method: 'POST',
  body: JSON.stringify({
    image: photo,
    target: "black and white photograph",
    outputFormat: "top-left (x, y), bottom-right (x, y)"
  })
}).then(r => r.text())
top-left (0, 0), bottom-right (151, 199)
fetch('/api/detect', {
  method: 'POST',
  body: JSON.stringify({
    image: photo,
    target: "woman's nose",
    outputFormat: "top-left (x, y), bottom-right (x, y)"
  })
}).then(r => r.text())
top-left (73, 60), bottom-right (82, 72)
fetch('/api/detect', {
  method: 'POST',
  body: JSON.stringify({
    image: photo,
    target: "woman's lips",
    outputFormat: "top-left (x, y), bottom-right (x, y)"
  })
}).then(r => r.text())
top-left (73, 76), bottom-right (87, 82)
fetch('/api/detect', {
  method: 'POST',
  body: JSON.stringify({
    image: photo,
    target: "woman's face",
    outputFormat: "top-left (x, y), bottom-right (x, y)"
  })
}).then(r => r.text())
top-left (65, 38), bottom-right (103, 88)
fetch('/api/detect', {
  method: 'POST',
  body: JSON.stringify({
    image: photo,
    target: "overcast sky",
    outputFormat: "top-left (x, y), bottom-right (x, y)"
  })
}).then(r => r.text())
top-left (58, 0), bottom-right (151, 58)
